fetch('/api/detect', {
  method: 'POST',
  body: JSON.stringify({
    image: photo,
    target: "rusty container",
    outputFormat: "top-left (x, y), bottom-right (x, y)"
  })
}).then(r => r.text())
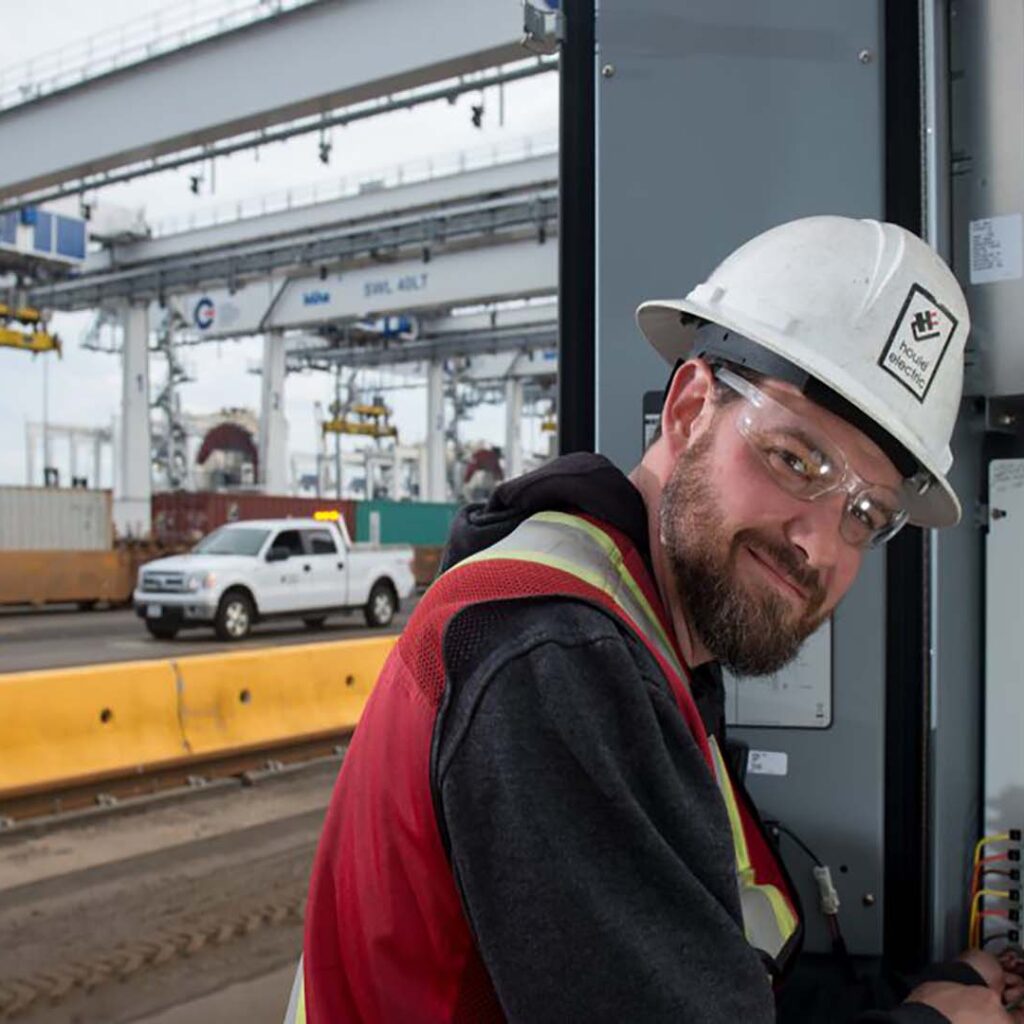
top-left (0, 550), bottom-right (139, 607)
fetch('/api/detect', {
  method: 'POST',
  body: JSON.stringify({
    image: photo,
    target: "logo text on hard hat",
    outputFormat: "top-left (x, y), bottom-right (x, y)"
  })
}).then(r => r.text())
top-left (878, 284), bottom-right (958, 403)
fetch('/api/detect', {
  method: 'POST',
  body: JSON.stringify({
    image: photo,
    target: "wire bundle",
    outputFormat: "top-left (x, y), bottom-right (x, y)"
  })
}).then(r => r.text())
top-left (968, 830), bottom-right (1021, 949)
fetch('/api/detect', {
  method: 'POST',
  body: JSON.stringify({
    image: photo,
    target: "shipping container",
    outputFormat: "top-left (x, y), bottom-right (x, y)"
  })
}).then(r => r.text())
top-left (152, 492), bottom-right (357, 547)
top-left (0, 549), bottom-right (143, 606)
top-left (411, 546), bottom-right (444, 588)
top-left (356, 500), bottom-right (460, 547)
top-left (0, 487), bottom-right (112, 551)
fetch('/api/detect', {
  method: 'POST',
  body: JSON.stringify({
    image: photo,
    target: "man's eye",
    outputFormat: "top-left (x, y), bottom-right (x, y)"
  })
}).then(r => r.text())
top-left (849, 503), bottom-right (875, 529)
top-left (848, 497), bottom-right (890, 532)
top-left (767, 446), bottom-right (814, 479)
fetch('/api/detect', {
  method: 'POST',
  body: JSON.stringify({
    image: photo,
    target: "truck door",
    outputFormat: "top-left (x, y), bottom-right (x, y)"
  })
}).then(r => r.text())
top-left (301, 527), bottom-right (347, 608)
top-left (260, 528), bottom-right (306, 612)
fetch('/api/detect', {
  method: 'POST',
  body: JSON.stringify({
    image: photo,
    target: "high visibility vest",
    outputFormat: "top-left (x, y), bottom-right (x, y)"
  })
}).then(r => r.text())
top-left (286, 510), bottom-right (802, 1023)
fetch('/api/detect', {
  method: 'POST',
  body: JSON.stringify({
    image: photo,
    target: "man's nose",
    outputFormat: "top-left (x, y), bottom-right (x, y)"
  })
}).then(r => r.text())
top-left (784, 491), bottom-right (847, 569)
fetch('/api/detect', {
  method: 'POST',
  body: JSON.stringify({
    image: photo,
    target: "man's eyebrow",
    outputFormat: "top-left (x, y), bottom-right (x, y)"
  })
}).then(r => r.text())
top-left (767, 425), bottom-right (832, 459)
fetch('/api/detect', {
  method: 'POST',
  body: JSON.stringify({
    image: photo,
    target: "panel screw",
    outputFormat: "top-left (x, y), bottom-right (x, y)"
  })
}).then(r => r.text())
top-left (601, 63), bottom-right (616, 78)
top-left (862, 892), bottom-right (876, 907)
top-left (858, 49), bottom-right (873, 64)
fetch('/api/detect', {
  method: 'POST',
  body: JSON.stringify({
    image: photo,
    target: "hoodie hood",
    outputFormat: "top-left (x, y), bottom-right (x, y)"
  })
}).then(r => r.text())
top-left (441, 453), bottom-right (652, 574)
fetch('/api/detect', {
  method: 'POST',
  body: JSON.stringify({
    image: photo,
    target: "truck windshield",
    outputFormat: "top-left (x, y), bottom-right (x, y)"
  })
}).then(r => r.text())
top-left (193, 527), bottom-right (270, 556)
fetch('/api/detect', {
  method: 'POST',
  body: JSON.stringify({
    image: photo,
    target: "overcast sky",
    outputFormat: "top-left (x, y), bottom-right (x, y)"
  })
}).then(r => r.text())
top-left (1, 0), bottom-right (558, 488)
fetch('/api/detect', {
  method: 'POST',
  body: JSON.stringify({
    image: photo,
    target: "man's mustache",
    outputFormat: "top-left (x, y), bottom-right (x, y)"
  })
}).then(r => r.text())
top-left (735, 530), bottom-right (826, 613)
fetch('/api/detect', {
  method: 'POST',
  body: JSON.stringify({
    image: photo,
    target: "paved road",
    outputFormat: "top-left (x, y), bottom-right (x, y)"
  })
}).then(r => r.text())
top-left (0, 601), bottom-right (416, 674)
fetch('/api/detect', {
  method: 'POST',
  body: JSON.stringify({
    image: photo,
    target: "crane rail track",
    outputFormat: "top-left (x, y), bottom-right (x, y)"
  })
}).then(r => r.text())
top-left (0, 729), bottom-right (351, 834)
top-left (0, 740), bottom-right (344, 1021)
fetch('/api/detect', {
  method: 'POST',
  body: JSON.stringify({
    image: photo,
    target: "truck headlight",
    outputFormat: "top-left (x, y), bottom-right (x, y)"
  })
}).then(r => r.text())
top-left (187, 572), bottom-right (216, 591)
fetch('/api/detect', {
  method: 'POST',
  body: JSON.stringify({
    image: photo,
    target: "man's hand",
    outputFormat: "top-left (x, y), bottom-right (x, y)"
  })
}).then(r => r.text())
top-left (959, 948), bottom-right (1024, 1009)
top-left (906, 981), bottom-right (1018, 1021)
top-left (960, 949), bottom-right (1008, 990)
top-left (903, 950), bottom-right (1024, 1021)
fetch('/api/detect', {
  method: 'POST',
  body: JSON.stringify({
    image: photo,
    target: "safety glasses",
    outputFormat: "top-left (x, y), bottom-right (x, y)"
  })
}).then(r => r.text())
top-left (714, 366), bottom-right (910, 548)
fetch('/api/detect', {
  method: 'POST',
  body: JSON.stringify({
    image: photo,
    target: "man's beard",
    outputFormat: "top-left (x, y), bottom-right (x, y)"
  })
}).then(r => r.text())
top-left (659, 434), bottom-right (828, 677)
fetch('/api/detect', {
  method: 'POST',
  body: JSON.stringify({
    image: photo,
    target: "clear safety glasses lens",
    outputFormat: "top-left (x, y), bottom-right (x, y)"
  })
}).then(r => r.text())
top-left (717, 368), bottom-right (909, 549)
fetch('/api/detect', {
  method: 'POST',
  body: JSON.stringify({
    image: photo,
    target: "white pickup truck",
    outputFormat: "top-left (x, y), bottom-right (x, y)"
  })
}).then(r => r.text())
top-left (134, 516), bottom-right (416, 641)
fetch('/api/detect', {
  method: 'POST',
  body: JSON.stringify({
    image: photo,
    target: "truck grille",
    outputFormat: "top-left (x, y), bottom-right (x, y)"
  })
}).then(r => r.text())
top-left (141, 571), bottom-right (187, 593)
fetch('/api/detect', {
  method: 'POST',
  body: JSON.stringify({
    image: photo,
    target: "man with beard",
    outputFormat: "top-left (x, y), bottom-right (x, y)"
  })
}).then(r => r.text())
top-left (293, 217), bottom-right (1019, 1023)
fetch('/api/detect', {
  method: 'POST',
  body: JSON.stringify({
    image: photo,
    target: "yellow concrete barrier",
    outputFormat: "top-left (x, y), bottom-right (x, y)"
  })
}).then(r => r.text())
top-left (0, 659), bottom-right (186, 791)
top-left (0, 637), bottom-right (398, 795)
top-left (175, 637), bottom-right (396, 755)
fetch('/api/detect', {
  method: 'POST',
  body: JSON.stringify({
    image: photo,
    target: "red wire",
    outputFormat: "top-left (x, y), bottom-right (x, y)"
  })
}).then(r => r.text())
top-left (973, 855), bottom-right (1013, 896)
top-left (979, 909), bottom-right (1011, 920)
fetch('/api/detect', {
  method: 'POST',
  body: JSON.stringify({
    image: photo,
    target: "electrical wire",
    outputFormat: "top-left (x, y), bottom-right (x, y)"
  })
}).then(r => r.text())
top-left (774, 823), bottom-right (824, 867)
top-left (970, 890), bottom-right (1009, 947)
top-left (970, 890), bottom-right (1017, 949)
top-left (967, 833), bottom-right (1021, 948)
top-left (769, 820), bottom-right (858, 983)
top-left (974, 833), bottom-right (1012, 865)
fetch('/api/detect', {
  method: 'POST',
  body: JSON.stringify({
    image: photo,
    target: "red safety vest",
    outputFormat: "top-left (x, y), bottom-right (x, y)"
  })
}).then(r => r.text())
top-left (288, 511), bottom-right (802, 1023)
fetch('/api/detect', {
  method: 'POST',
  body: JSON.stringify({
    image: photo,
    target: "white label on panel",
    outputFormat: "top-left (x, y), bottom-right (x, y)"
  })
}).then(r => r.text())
top-left (969, 214), bottom-right (1023, 284)
top-left (747, 750), bottom-right (789, 777)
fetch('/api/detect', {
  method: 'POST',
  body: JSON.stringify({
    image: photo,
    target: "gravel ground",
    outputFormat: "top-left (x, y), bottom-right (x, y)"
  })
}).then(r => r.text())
top-left (0, 760), bottom-right (340, 1024)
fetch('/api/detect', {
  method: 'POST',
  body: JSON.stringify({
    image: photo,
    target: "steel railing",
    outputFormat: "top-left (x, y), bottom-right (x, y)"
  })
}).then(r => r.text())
top-left (0, 0), bottom-right (321, 113)
top-left (150, 129), bottom-right (559, 238)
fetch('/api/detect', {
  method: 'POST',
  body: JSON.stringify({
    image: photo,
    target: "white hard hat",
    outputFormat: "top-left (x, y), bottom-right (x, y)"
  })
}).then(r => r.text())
top-left (636, 215), bottom-right (970, 528)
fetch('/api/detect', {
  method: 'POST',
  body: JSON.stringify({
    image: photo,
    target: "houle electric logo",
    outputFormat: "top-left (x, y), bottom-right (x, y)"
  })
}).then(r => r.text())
top-left (194, 297), bottom-right (216, 330)
top-left (878, 284), bottom-right (958, 402)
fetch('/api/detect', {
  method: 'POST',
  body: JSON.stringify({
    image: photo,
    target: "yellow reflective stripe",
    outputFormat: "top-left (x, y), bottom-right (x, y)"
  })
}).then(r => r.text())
top-left (709, 739), bottom-right (796, 949)
top-left (464, 512), bottom-right (687, 683)
top-left (760, 882), bottom-right (799, 937)
top-left (461, 540), bottom-right (684, 686)
top-left (708, 738), bottom-right (752, 873)
top-left (530, 511), bottom-right (683, 674)
top-left (460, 546), bottom-right (638, 615)
top-left (282, 959), bottom-right (307, 1024)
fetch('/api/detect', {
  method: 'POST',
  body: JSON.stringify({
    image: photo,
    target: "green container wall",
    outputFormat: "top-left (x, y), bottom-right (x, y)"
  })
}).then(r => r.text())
top-left (355, 501), bottom-right (460, 546)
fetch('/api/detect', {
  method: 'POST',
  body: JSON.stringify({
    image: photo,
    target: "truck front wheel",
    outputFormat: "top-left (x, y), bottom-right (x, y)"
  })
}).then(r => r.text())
top-left (364, 581), bottom-right (396, 628)
top-left (215, 590), bottom-right (254, 641)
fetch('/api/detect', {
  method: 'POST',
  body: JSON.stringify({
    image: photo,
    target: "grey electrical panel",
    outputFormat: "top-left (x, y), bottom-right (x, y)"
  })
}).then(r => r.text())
top-left (950, 2), bottom-right (1024, 396)
top-left (594, 0), bottom-right (887, 955)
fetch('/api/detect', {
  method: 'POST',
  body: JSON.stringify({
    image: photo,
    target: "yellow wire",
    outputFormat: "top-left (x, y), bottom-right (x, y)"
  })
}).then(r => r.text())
top-left (970, 888), bottom-right (1014, 948)
top-left (974, 832), bottom-right (1012, 866)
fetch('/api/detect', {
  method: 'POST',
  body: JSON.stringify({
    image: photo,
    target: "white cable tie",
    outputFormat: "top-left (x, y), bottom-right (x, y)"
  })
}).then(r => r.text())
top-left (813, 865), bottom-right (841, 916)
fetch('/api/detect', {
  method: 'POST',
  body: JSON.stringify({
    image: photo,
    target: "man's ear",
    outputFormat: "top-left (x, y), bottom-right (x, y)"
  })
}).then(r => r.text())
top-left (661, 358), bottom-right (717, 458)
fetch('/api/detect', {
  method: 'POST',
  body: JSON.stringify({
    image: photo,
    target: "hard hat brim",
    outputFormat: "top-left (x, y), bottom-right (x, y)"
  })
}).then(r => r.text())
top-left (636, 297), bottom-right (961, 529)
